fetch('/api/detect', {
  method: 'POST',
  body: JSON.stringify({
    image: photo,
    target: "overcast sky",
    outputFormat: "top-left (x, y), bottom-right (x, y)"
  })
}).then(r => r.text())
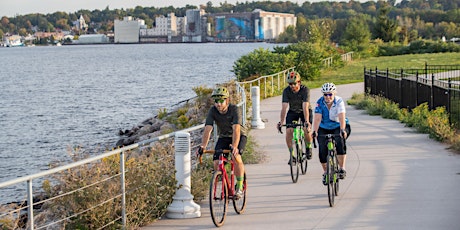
top-left (1, 0), bottom-right (373, 18)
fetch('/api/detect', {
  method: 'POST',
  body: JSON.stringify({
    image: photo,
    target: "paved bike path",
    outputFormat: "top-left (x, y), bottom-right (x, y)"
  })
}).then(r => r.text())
top-left (142, 82), bottom-right (460, 229)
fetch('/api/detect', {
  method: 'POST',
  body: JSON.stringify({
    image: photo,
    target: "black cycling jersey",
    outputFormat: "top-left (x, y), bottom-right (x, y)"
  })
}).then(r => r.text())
top-left (205, 104), bottom-right (247, 137)
top-left (282, 84), bottom-right (311, 113)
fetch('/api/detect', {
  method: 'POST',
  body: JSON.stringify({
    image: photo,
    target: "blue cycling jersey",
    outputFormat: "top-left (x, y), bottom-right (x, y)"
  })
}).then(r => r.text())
top-left (314, 95), bottom-right (349, 130)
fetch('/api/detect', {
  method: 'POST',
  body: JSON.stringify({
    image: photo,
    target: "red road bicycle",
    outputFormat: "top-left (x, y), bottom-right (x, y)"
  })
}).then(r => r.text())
top-left (198, 148), bottom-right (247, 227)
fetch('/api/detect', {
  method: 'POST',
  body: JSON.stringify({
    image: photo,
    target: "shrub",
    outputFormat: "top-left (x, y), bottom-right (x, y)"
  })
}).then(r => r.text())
top-left (35, 143), bottom-right (177, 229)
top-left (349, 93), bottom-right (459, 153)
top-left (348, 93), bottom-right (402, 119)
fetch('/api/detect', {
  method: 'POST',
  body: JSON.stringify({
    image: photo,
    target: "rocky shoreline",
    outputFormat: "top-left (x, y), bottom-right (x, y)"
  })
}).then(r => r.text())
top-left (115, 95), bottom-right (207, 149)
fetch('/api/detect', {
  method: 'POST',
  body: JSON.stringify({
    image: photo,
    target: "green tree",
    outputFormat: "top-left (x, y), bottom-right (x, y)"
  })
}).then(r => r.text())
top-left (276, 25), bottom-right (297, 43)
top-left (1, 16), bottom-right (9, 28)
top-left (295, 13), bottom-right (308, 41)
top-left (232, 48), bottom-right (296, 81)
top-left (373, 3), bottom-right (398, 42)
top-left (37, 15), bottom-right (49, 32)
top-left (341, 14), bottom-right (372, 52)
top-left (306, 18), bottom-right (334, 47)
top-left (18, 28), bottom-right (27, 36)
top-left (275, 42), bottom-right (324, 81)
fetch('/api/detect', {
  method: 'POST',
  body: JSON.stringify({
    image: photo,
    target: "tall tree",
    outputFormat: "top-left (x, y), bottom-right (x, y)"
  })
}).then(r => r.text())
top-left (374, 3), bottom-right (398, 42)
top-left (341, 14), bottom-right (371, 51)
top-left (295, 13), bottom-right (308, 41)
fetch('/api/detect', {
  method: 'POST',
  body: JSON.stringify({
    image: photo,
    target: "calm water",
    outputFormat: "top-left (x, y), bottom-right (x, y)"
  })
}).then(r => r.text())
top-left (0, 43), bottom-right (279, 202)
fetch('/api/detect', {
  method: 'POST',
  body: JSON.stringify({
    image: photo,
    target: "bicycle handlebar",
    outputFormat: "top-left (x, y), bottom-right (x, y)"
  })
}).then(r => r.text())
top-left (312, 133), bottom-right (346, 149)
top-left (198, 148), bottom-right (232, 164)
top-left (277, 122), bottom-right (308, 134)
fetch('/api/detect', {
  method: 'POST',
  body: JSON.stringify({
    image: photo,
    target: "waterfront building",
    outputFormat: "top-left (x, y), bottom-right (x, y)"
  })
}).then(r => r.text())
top-left (116, 9), bottom-right (295, 44)
top-left (183, 9), bottom-right (207, 43)
top-left (3, 35), bottom-right (24, 47)
top-left (207, 9), bottom-right (296, 42)
top-left (73, 34), bottom-right (110, 44)
top-left (255, 9), bottom-right (296, 41)
top-left (114, 16), bottom-right (144, 43)
top-left (139, 13), bottom-right (184, 43)
top-left (73, 15), bottom-right (88, 33)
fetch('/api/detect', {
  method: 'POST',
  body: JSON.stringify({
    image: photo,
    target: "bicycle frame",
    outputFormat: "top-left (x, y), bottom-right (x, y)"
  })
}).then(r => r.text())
top-left (216, 152), bottom-right (235, 198)
top-left (279, 120), bottom-right (309, 182)
top-left (292, 123), bottom-right (305, 146)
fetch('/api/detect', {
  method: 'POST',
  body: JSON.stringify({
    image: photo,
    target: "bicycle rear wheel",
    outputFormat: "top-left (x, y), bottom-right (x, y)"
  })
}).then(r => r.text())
top-left (326, 153), bottom-right (335, 207)
top-left (233, 173), bottom-right (247, 214)
top-left (299, 139), bottom-right (308, 175)
top-left (290, 146), bottom-right (299, 183)
top-left (209, 171), bottom-right (228, 227)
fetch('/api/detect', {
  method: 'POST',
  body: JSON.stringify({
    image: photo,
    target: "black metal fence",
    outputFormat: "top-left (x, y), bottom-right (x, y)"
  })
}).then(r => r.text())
top-left (364, 63), bottom-right (460, 128)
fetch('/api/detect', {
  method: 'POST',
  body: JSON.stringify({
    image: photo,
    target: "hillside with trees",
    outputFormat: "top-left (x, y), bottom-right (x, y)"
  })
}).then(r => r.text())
top-left (1, 0), bottom-right (459, 42)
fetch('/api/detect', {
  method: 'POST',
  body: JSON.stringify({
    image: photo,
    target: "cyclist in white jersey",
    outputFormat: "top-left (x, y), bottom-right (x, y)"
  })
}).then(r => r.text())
top-left (312, 83), bottom-right (351, 185)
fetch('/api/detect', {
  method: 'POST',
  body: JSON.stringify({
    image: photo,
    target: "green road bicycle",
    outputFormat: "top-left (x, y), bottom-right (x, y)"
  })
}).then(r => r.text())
top-left (198, 148), bottom-right (247, 227)
top-left (314, 133), bottom-right (343, 207)
top-left (278, 120), bottom-right (308, 183)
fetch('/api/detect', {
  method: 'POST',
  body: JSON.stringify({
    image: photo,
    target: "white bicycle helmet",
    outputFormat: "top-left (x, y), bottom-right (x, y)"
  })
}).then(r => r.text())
top-left (321, 82), bottom-right (336, 93)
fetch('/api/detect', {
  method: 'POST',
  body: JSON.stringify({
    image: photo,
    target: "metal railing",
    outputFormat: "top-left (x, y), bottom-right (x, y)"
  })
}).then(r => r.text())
top-left (0, 68), bottom-right (292, 229)
top-left (364, 64), bottom-right (460, 128)
top-left (322, 52), bottom-right (354, 67)
top-left (0, 125), bottom-right (204, 229)
top-left (236, 67), bottom-right (295, 100)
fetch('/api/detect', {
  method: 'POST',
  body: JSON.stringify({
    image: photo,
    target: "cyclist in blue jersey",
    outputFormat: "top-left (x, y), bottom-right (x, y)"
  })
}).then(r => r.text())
top-left (277, 71), bottom-right (313, 163)
top-left (312, 83), bottom-right (351, 185)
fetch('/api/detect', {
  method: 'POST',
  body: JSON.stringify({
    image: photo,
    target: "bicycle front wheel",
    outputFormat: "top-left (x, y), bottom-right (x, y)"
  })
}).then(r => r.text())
top-left (334, 154), bottom-right (340, 196)
top-left (209, 171), bottom-right (228, 227)
top-left (290, 146), bottom-right (299, 183)
top-left (326, 153), bottom-right (335, 207)
top-left (299, 139), bottom-right (308, 175)
top-left (233, 172), bottom-right (247, 214)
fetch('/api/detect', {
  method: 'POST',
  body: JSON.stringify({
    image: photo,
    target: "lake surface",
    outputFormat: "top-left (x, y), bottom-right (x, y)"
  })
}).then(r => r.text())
top-left (0, 42), bottom-right (280, 202)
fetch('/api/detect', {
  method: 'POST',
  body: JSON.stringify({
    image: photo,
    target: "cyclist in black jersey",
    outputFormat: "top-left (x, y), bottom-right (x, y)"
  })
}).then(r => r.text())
top-left (197, 86), bottom-right (247, 199)
top-left (277, 71), bottom-right (313, 163)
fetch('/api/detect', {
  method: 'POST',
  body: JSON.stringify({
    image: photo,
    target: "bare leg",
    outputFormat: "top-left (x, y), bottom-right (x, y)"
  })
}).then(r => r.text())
top-left (234, 155), bottom-right (245, 178)
top-left (285, 128), bottom-right (294, 150)
top-left (338, 155), bottom-right (346, 169)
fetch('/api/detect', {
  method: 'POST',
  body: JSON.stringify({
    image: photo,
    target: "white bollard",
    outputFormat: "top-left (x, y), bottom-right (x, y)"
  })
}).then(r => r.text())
top-left (166, 132), bottom-right (201, 218)
top-left (251, 86), bottom-right (265, 129)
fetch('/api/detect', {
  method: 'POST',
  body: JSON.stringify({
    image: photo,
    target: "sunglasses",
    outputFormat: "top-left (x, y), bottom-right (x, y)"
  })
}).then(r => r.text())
top-left (323, 93), bottom-right (333, 97)
top-left (289, 82), bottom-right (298, 86)
top-left (214, 99), bottom-right (225, 104)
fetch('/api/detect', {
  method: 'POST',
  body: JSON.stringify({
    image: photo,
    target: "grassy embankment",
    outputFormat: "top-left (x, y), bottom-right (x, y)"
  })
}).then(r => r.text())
top-left (310, 52), bottom-right (460, 89)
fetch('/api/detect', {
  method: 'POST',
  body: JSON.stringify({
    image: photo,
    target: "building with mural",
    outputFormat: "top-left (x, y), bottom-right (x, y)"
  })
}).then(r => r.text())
top-left (211, 11), bottom-right (254, 41)
top-left (208, 9), bottom-right (296, 42)
top-left (113, 9), bottom-right (296, 44)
